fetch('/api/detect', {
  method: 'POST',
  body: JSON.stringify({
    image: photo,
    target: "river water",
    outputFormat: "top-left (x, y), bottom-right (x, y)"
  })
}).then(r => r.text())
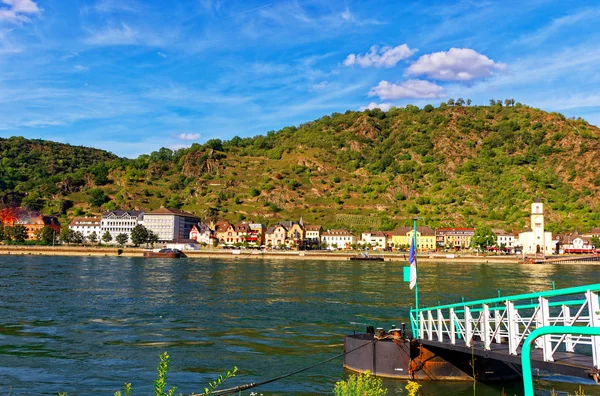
top-left (1, 256), bottom-right (599, 395)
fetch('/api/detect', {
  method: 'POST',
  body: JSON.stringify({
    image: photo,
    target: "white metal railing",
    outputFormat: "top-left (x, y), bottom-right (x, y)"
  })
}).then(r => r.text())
top-left (410, 284), bottom-right (600, 367)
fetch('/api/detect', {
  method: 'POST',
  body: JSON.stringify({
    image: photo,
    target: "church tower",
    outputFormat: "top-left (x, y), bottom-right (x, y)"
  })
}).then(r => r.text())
top-left (531, 198), bottom-right (545, 254)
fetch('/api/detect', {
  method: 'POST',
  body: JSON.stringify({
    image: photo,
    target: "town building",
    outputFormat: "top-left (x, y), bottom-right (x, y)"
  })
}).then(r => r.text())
top-left (248, 223), bottom-right (266, 246)
top-left (100, 210), bottom-right (144, 244)
top-left (435, 228), bottom-right (475, 250)
top-left (304, 225), bottom-right (322, 247)
top-left (558, 233), bottom-right (596, 254)
top-left (360, 231), bottom-right (388, 250)
top-left (392, 226), bottom-right (436, 251)
top-left (518, 199), bottom-right (553, 255)
top-left (215, 221), bottom-right (233, 244)
top-left (280, 220), bottom-right (305, 248)
top-left (265, 224), bottom-right (287, 247)
top-left (233, 223), bottom-right (253, 245)
top-left (189, 223), bottom-right (215, 245)
top-left (583, 228), bottom-right (600, 239)
top-left (493, 229), bottom-right (517, 251)
top-left (68, 217), bottom-right (101, 240)
top-left (144, 207), bottom-right (200, 243)
top-left (15, 214), bottom-right (61, 240)
top-left (321, 229), bottom-right (356, 250)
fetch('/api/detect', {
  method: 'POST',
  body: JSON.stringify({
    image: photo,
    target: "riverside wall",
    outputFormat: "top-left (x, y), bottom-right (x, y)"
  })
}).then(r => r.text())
top-left (0, 245), bottom-right (524, 263)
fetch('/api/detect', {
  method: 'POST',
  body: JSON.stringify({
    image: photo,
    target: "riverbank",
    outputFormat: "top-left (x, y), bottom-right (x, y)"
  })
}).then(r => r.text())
top-left (0, 245), bottom-right (524, 263)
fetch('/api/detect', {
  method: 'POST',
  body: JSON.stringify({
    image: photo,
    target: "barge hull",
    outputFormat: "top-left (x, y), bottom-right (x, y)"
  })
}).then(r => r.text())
top-left (344, 333), bottom-right (520, 381)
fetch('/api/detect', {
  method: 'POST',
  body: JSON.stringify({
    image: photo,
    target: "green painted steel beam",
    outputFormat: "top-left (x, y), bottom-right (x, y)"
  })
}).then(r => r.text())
top-left (412, 284), bottom-right (600, 312)
top-left (521, 326), bottom-right (600, 396)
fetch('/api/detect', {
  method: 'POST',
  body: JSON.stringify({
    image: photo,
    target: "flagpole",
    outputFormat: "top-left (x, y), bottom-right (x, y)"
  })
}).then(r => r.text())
top-left (413, 217), bottom-right (419, 339)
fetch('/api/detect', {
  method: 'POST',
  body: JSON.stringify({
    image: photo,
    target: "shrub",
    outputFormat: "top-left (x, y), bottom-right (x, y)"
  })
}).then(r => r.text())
top-left (333, 371), bottom-right (387, 396)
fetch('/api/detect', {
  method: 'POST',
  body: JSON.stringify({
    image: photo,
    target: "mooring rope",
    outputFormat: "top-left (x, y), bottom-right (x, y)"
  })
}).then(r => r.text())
top-left (195, 339), bottom-right (374, 396)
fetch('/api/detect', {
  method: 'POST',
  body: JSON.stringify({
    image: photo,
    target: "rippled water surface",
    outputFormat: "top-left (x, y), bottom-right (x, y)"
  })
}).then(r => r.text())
top-left (1, 256), bottom-right (599, 395)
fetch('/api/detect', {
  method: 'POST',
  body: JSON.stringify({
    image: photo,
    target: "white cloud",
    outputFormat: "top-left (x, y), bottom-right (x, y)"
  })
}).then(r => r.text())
top-left (85, 23), bottom-right (138, 46)
top-left (169, 143), bottom-right (190, 151)
top-left (369, 79), bottom-right (445, 100)
top-left (406, 48), bottom-right (506, 81)
top-left (157, 51), bottom-right (167, 58)
top-left (310, 81), bottom-right (329, 90)
top-left (341, 7), bottom-right (352, 21)
top-left (178, 133), bottom-right (201, 140)
top-left (517, 8), bottom-right (600, 46)
top-left (60, 52), bottom-right (79, 61)
top-left (359, 102), bottom-right (392, 112)
top-left (0, 0), bottom-right (41, 23)
top-left (84, 23), bottom-right (176, 47)
top-left (74, 65), bottom-right (89, 72)
top-left (344, 44), bottom-right (416, 68)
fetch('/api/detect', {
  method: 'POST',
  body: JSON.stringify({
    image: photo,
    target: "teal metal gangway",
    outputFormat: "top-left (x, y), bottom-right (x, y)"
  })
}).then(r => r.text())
top-left (409, 284), bottom-right (600, 371)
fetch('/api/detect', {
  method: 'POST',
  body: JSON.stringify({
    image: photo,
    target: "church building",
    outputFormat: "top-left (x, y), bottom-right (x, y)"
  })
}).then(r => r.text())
top-left (518, 198), bottom-right (554, 255)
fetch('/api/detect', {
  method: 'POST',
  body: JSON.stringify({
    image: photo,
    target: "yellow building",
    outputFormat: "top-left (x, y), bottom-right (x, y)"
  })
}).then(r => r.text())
top-left (392, 226), bottom-right (436, 251)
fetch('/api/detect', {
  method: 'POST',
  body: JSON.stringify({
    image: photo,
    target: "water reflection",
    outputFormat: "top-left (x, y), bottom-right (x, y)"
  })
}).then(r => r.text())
top-left (1, 256), bottom-right (599, 395)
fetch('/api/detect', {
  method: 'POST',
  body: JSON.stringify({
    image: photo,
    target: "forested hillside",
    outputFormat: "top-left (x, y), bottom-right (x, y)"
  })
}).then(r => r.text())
top-left (1, 103), bottom-right (599, 233)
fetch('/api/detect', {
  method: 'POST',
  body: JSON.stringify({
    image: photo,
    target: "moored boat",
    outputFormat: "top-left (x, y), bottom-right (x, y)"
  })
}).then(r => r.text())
top-left (143, 248), bottom-right (183, 258)
top-left (349, 251), bottom-right (384, 261)
top-left (344, 326), bottom-right (519, 381)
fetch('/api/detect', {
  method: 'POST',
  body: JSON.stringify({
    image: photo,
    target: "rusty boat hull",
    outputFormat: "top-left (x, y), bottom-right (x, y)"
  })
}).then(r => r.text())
top-left (344, 333), bottom-right (520, 381)
top-left (143, 251), bottom-right (182, 258)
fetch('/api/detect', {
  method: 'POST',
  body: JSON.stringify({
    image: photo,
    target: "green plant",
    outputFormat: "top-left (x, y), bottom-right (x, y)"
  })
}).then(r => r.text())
top-left (114, 383), bottom-right (132, 396)
top-left (405, 380), bottom-right (421, 396)
top-left (332, 371), bottom-right (387, 396)
top-left (192, 366), bottom-right (238, 396)
top-left (154, 352), bottom-right (176, 396)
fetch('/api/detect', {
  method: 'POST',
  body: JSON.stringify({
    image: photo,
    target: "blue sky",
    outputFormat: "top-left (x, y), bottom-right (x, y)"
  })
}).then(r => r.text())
top-left (1, 0), bottom-right (599, 158)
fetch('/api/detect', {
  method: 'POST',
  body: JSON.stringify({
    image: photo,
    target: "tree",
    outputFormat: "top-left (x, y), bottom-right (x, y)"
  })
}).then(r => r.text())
top-left (471, 225), bottom-right (497, 251)
top-left (489, 99), bottom-right (496, 106)
top-left (88, 188), bottom-right (109, 207)
top-left (115, 233), bottom-right (128, 247)
top-left (102, 230), bottom-right (113, 244)
top-left (130, 224), bottom-right (149, 246)
top-left (21, 192), bottom-right (44, 211)
top-left (456, 98), bottom-right (465, 106)
top-left (88, 231), bottom-right (98, 244)
top-left (72, 231), bottom-right (84, 245)
top-left (447, 98), bottom-right (455, 106)
top-left (591, 236), bottom-right (600, 249)
top-left (60, 227), bottom-right (74, 245)
top-left (91, 163), bottom-right (110, 185)
top-left (466, 99), bottom-right (472, 106)
top-left (147, 231), bottom-right (159, 247)
top-left (39, 226), bottom-right (55, 245)
top-left (12, 225), bottom-right (27, 243)
top-left (0, 226), bottom-right (5, 241)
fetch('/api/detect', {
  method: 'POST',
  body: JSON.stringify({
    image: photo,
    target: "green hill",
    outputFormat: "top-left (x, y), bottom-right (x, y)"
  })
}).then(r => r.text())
top-left (1, 103), bottom-right (599, 233)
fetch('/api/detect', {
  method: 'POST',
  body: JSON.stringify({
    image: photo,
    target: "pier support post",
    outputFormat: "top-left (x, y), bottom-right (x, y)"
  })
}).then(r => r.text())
top-left (538, 297), bottom-right (553, 362)
top-left (465, 306), bottom-right (473, 347)
top-left (427, 311), bottom-right (434, 341)
top-left (450, 308), bottom-right (456, 344)
top-left (506, 301), bottom-right (519, 355)
top-left (482, 304), bottom-right (491, 350)
top-left (586, 290), bottom-right (600, 368)
top-left (437, 309), bottom-right (443, 342)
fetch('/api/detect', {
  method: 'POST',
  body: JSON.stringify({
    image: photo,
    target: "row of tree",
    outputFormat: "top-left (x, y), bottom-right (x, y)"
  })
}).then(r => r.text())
top-left (445, 98), bottom-right (518, 107)
top-left (0, 224), bottom-right (160, 247)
